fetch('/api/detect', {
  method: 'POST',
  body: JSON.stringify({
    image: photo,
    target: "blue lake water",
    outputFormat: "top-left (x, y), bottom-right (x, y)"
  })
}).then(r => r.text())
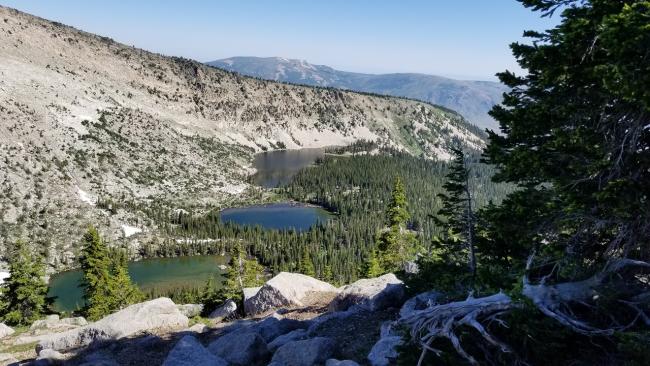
top-left (48, 255), bottom-right (228, 312)
top-left (220, 202), bottom-right (332, 232)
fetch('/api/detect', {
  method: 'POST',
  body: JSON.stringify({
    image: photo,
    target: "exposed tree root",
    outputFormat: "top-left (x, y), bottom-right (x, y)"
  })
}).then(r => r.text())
top-left (401, 257), bottom-right (650, 365)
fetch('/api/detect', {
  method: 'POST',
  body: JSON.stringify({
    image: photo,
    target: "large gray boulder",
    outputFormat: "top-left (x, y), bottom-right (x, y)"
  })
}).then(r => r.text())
top-left (267, 328), bottom-right (309, 352)
top-left (245, 272), bottom-right (338, 315)
top-left (251, 316), bottom-right (306, 343)
top-left (163, 335), bottom-right (227, 366)
top-left (271, 337), bottom-right (336, 366)
top-left (0, 323), bottom-right (14, 338)
top-left (326, 359), bottom-right (361, 366)
top-left (243, 286), bottom-right (261, 304)
top-left (207, 331), bottom-right (269, 365)
top-left (34, 349), bottom-right (66, 365)
top-left (208, 299), bottom-right (237, 321)
top-left (177, 303), bottom-right (204, 318)
top-left (36, 298), bottom-right (188, 352)
top-left (367, 336), bottom-right (403, 366)
top-left (399, 290), bottom-right (439, 318)
top-left (329, 273), bottom-right (404, 312)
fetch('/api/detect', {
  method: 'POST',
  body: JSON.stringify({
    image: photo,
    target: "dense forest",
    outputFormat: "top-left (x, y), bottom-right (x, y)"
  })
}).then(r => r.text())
top-left (149, 149), bottom-right (512, 286)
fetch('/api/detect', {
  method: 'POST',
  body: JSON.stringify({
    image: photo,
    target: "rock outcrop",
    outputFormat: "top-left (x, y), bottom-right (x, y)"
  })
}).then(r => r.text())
top-left (329, 273), bottom-right (405, 312)
top-left (245, 272), bottom-right (339, 315)
top-left (267, 329), bottom-right (309, 352)
top-left (367, 336), bottom-right (403, 366)
top-left (177, 304), bottom-right (204, 318)
top-left (31, 315), bottom-right (88, 332)
top-left (326, 359), bottom-right (361, 366)
top-left (208, 299), bottom-right (237, 321)
top-left (36, 298), bottom-right (188, 352)
top-left (0, 323), bottom-right (14, 338)
top-left (163, 335), bottom-right (227, 366)
top-left (207, 330), bottom-right (269, 366)
top-left (270, 337), bottom-right (336, 366)
top-left (399, 290), bottom-right (439, 318)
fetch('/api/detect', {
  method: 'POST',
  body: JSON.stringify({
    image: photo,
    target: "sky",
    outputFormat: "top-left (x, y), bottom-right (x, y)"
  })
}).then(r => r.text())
top-left (1, 0), bottom-right (559, 81)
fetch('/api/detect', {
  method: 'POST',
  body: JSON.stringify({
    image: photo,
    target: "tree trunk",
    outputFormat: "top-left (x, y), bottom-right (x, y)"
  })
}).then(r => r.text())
top-left (465, 171), bottom-right (476, 279)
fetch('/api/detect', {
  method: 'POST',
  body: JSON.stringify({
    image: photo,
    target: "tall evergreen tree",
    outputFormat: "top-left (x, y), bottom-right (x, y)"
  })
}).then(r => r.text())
top-left (362, 249), bottom-right (383, 278)
top-left (434, 148), bottom-right (477, 278)
top-left (79, 226), bottom-right (113, 321)
top-left (108, 249), bottom-right (142, 310)
top-left (0, 240), bottom-right (48, 325)
top-left (299, 247), bottom-right (316, 277)
top-left (378, 176), bottom-right (419, 272)
top-left (386, 176), bottom-right (410, 228)
top-left (217, 242), bottom-right (264, 306)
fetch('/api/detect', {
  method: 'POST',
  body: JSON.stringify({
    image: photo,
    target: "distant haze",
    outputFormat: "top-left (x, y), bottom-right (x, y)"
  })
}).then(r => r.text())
top-left (209, 57), bottom-right (508, 130)
top-left (1, 0), bottom-right (559, 81)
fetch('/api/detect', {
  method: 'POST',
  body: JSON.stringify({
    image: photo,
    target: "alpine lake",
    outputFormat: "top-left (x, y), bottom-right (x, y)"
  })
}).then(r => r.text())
top-left (48, 148), bottom-right (333, 311)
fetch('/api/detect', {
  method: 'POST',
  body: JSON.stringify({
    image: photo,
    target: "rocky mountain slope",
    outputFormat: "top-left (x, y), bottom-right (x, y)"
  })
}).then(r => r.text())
top-left (208, 56), bottom-right (508, 131)
top-left (0, 6), bottom-right (485, 271)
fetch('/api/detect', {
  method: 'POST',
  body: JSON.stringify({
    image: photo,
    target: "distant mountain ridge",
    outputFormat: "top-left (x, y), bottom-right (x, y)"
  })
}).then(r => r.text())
top-left (208, 56), bottom-right (508, 131)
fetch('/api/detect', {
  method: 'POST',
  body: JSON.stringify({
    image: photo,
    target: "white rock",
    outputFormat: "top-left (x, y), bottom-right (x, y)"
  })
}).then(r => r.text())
top-left (243, 286), bottom-right (261, 303)
top-left (245, 272), bottom-right (338, 315)
top-left (0, 323), bottom-right (15, 338)
top-left (77, 187), bottom-right (96, 206)
top-left (36, 298), bottom-right (188, 352)
top-left (36, 348), bottom-right (66, 362)
top-left (185, 323), bottom-right (207, 334)
top-left (271, 337), bottom-right (336, 366)
top-left (0, 272), bottom-right (10, 285)
top-left (208, 299), bottom-right (237, 321)
top-left (31, 315), bottom-right (87, 331)
top-left (367, 336), bottom-right (403, 366)
top-left (163, 335), bottom-right (227, 366)
top-left (121, 224), bottom-right (142, 237)
top-left (403, 261), bottom-right (419, 274)
top-left (177, 303), bottom-right (204, 318)
top-left (329, 273), bottom-right (405, 312)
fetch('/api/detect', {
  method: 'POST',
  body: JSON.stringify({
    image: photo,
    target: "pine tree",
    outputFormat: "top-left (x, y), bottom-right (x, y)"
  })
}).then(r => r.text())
top-left (378, 176), bottom-right (419, 271)
top-left (434, 148), bottom-right (477, 278)
top-left (80, 226), bottom-right (113, 321)
top-left (108, 249), bottom-right (142, 310)
top-left (200, 276), bottom-right (221, 313)
top-left (0, 240), bottom-right (49, 325)
top-left (299, 247), bottom-right (316, 277)
top-left (217, 242), bottom-right (264, 305)
top-left (321, 264), bottom-right (334, 284)
top-left (362, 249), bottom-right (383, 278)
top-left (386, 176), bottom-right (410, 228)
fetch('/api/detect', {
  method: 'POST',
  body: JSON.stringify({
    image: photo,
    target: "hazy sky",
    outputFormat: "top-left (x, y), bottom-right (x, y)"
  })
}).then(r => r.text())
top-left (2, 0), bottom-right (559, 80)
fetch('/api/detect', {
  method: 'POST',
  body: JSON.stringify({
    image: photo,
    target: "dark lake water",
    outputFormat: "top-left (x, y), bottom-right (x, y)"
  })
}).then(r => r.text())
top-left (48, 255), bottom-right (228, 312)
top-left (251, 148), bottom-right (325, 188)
top-left (220, 202), bottom-right (332, 232)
